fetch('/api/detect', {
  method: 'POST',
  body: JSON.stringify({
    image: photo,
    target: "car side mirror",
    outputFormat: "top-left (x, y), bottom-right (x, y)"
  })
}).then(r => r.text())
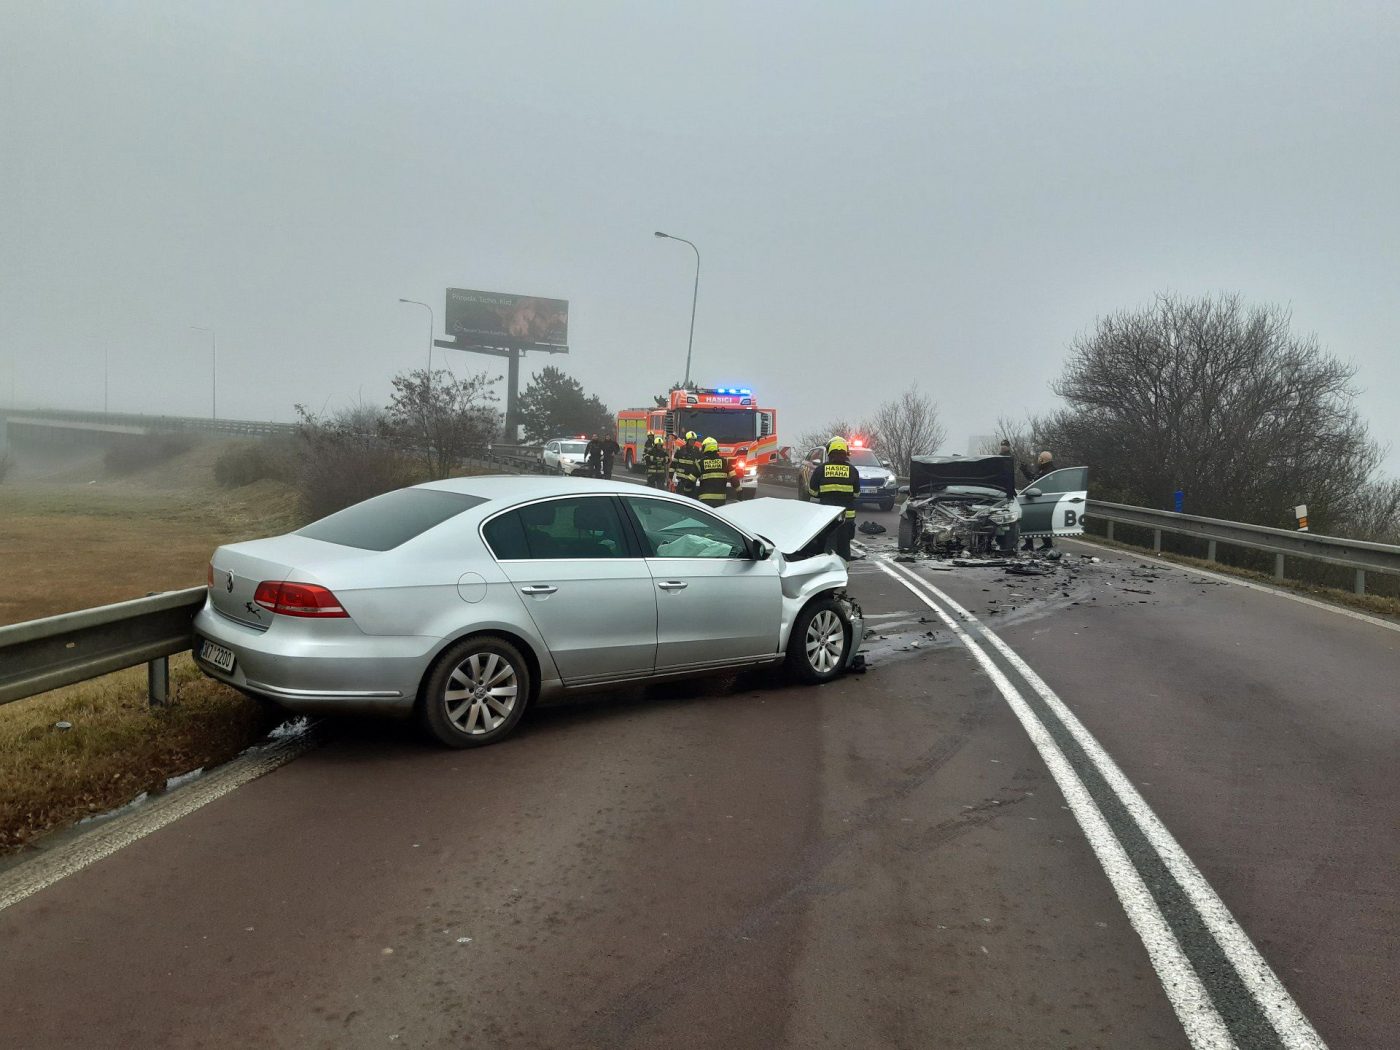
top-left (1024, 487), bottom-right (1042, 498)
top-left (752, 539), bottom-right (774, 561)
top-left (897, 485), bottom-right (910, 496)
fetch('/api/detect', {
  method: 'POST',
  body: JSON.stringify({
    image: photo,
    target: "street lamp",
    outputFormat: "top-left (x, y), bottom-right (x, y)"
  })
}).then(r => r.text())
top-left (654, 231), bottom-right (700, 386)
top-left (398, 298), bottom-right (435, 374)
top-left (190, 326), bottom-right (216, 419)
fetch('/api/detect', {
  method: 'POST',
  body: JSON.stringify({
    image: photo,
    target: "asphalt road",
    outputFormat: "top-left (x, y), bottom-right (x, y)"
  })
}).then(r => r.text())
top-left (0, 486), bottom-right (1394, 1049)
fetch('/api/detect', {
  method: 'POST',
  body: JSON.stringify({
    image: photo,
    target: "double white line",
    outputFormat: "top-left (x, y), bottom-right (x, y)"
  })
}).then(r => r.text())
top-left (871, 553), bottom-right (1326, 1050)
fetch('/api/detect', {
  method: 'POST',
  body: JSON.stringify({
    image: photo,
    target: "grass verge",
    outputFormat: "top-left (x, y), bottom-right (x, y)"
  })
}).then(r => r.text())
top-left (0, 656), bottom-right (281, 854)
top-left (1075, 535), bottom-right (1400, 623)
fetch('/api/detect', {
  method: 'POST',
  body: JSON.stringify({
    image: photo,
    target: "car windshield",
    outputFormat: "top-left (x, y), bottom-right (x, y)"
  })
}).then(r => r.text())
top-left (559, 441), bottom-right (586, 454)
top-left (297, 489), bottom-right (485, 550)
top-left (676, 409), bottom-right (757, 444)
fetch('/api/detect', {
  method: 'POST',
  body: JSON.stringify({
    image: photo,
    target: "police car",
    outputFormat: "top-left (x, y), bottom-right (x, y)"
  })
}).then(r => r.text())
top-left (796, 439), bottom-right (899, 511)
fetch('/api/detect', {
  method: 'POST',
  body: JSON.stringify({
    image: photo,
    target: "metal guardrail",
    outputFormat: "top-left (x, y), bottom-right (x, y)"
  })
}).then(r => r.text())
top-left (1088, 500), bottom-right (1400, 595)
top-left (1, 407), bottom-right (296, 438)
top-left (0, 588), bottom-right (207, 707)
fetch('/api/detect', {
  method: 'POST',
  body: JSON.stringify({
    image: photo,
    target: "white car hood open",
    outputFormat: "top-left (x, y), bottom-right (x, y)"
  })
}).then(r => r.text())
top-left (715, 497), bottom-right (843, 555)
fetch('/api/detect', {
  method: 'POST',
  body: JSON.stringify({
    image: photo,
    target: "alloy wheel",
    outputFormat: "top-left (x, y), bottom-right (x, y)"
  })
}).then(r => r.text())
top-left (443, 652), bottom-right (519, 735)
top-left (805, 609), bottom-right (846, 674)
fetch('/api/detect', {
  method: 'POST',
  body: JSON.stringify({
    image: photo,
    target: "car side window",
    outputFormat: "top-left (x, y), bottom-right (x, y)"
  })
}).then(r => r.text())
top-left (624, 497), bottom-right (749, 559)
top-left (546, 441), bottom-right (558, 453)
top-left (1027, 467), bottom-right (1088, 494)
top-left (485, 497), bottom-right (631, 560)
top-left (807, 446), bottom-right (823, 464)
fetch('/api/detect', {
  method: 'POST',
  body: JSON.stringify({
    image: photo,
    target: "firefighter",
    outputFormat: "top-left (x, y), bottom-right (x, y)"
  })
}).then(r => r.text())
top-left (643, 432), bottom-right (669, 489)
top-left (696, 436), bottom-right (738, 507)
top-left (673, 430), bottom-right (701, 497)
top-left (809, 435), bottom-right (860, 559)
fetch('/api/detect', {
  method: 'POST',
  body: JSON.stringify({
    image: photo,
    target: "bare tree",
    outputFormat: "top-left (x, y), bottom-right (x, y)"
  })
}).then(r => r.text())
top-left (797, 419), bottom-right (860, 457)
top-left (1040, 292), bottom-right (1381, 529)
top-left (867, 386), bottom-right (946, 472)
top-left (386, 367), bottom-right (501, 480)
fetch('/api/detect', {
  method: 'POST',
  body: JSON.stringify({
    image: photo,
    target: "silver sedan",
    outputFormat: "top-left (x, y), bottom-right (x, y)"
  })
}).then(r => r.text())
top-left (193, 477), bottom-right (863, 747)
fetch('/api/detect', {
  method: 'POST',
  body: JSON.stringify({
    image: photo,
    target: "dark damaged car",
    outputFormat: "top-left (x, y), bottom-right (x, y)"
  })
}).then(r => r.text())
top-left (896, 455), bottom-right (1089, 556)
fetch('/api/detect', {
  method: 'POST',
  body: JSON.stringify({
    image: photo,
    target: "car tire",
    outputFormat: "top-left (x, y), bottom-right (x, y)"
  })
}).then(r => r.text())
top-left (1002, 523), bottom-right (1021, 554)
top-left (897, 514), bottom-right (916, 551)
top-left (786, 597), bottom-right (850, 684)
top-left (420, 636), bottom-right (531, 748)
top-left (879, 498), bottom-right (895, 512)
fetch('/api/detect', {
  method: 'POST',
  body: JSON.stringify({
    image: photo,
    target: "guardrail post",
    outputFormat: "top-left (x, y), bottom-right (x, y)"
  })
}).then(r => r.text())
top-left (1274, 553), bottom-right (1285, 581)
top-left (147, 656), bottom-right (169, 706)
top-left (1152, 528), bottom-right (1161, 553)
top-left (1206, 539), bottom-right (1217, 562)
top-left (1105, 520), bottom-right (1114, 542)
top-left (1355, 569), bottom-right (1366, 596)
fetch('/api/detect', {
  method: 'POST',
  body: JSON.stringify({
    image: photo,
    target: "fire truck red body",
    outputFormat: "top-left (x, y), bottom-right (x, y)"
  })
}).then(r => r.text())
top-left (616, 386), bottom-right (778, 497)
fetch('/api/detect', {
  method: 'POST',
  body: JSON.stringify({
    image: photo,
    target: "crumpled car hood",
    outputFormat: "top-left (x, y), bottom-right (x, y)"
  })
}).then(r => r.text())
top-left (715, 498), bottom-right (843, 555)
top-left (908, 455), bottom-right (1015, 499)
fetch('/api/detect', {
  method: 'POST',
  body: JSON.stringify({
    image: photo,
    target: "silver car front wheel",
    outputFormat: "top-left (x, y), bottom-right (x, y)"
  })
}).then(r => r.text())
top-left (421, 636), bottom-right (531, 748)
top-left (786, 597), bottom-right (849, 684)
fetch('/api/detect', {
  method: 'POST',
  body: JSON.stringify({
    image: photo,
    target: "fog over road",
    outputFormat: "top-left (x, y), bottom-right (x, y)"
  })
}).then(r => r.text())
top-left (0, 490), bottom-right (1394, 1048)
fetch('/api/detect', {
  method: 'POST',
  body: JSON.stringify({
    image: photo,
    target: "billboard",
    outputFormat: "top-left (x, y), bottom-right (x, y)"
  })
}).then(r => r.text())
top-left (445, 288), bottom-right (569, 349)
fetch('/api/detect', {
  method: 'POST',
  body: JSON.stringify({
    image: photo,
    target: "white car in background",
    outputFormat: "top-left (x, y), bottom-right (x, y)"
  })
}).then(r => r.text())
top-left (541, 438), bottom-right (590, 476)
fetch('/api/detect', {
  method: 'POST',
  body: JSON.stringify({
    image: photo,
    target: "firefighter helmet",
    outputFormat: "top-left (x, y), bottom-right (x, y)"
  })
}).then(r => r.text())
top-left (827, 436), bottom-right (848, 453)
top-left (684, 430), bottom-right (698, 441)
top-left (701, 436), bottom-right (719, 452)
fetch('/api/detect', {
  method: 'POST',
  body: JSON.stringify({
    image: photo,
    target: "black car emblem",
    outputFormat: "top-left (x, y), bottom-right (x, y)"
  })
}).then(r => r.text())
top-left (225, 572), bottom-right (235, 593)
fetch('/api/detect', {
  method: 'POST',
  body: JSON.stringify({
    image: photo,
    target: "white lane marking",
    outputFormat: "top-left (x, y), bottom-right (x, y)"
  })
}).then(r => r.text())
top-left (1068, 538), bottom-right (1400, 636)
top-left (882, 558), bottom-right (1328, 1050)
top-left (0, 732), bottom-right (317, 914)
top-left (869, 557), bottom-right (1236, 1049)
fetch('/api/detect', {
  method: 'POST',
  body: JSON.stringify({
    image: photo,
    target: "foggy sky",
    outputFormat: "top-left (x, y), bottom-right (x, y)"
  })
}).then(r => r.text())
top-left (3, 3), bottom-right (1398, 471)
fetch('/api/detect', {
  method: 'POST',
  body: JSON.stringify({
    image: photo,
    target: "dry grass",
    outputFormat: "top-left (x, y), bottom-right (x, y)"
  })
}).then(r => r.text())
top-left (1079, 535), bottom-right (1400, 622)
top-left (0, 439), bottom-right (303, 851)
top-left (0, 656), bottom-right (281, 853)
top-left (0, 477), bottom-right (299, 626)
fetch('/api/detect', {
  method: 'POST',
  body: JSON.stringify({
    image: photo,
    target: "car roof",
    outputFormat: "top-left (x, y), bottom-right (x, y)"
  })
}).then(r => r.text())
top-left (415, 475), bottom-right (671, 501)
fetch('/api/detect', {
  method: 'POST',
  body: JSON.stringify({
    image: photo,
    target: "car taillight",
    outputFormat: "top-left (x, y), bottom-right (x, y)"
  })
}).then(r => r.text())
top-left (252, 581), bottom-right (349, 618)
top-left (207, 562), bottom-right (215, 587)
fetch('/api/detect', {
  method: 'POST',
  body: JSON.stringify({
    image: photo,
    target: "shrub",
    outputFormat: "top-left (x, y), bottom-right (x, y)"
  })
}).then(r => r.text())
top-left (213, 438), bottom-right (298, 488)
top-left (293, 405), bottom-right (422, 521)
top-left (103, 433), bottom-right (195, 474)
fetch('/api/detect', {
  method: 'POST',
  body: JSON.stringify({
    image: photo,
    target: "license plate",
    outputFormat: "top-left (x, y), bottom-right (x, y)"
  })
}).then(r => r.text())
top-left (199, 639), bottom-right (236, 673)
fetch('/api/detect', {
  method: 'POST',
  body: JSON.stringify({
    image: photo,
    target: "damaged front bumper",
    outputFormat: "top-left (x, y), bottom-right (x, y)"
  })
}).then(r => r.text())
top-left (836, 590), bottom-right (866, 671)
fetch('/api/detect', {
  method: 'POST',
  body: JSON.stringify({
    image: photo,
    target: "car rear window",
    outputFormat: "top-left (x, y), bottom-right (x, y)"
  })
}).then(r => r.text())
top-left (297, 489), bottom-right (485, 551)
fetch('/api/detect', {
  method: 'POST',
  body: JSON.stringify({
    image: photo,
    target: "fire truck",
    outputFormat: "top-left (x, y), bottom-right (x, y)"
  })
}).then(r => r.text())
top-left (616, 386), bottom-right (778, 499)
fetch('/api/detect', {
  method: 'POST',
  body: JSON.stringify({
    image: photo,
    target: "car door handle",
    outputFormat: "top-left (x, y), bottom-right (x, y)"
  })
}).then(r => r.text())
top-left (1067, 497), bottom-right (1085, 503)
top-left (657, 581), bottom-right (688, 591)
top-left (519, 584), bottom-right (558, 595)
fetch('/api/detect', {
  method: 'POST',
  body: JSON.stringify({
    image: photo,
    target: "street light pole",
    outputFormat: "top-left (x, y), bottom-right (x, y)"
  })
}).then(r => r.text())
top-left (654, 231), bottom-right (700, 386)
top-left (398, 298), bottom-right (435, 375)
top-left (190, 326), bottom-right (216, 419)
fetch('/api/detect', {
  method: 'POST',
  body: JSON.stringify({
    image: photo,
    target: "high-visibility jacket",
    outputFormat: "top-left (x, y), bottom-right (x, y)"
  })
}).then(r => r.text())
top-left (673, 443), bottom-right (701, 493)
top-left (697, 453), bottom-right (736, 505)
top-left (643, 440), bottom-right (669, 478)
top-left (809, 456), bottom-right (860, 518)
